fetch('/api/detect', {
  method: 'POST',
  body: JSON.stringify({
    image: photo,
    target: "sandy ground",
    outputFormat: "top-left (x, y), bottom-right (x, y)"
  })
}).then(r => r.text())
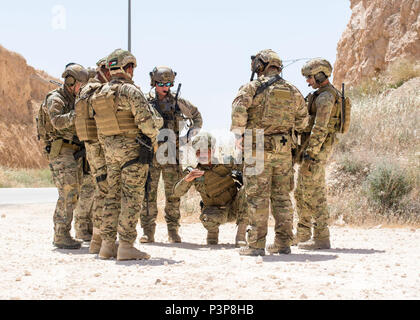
top-left (0, 203), bottom-right (419, 300)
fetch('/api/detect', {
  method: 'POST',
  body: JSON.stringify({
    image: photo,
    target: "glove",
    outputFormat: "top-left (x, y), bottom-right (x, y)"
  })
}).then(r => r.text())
top-left (303, 151), bottom-right (316, 162)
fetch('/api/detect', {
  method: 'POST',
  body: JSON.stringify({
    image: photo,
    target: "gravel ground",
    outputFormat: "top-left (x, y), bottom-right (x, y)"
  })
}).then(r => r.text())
top-left (0, 203), bottom-right (419, 300)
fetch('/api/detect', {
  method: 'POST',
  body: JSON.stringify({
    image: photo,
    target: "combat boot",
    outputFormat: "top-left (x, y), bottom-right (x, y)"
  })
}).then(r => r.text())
top-left (239, 246), bottom-right (265, 256)
top-left (140, 225), bottom-right (156, 243)
top-left (235, 223), bottom-right (247, 248)
top-left (206, 229), bottom-right (219, 245)
top-left (267, 243), bottom-right (291, 254)
top-left (53, 233), bottom-right (82, 250)
top-left (298, 238), bottom-right (331, 250)
top-left (98, 240), bottom-right (118, 259)
top-left (168, 228), bottom-right (181, 243)
top-left (291, 232), bottom-right (311, 246)
top-left (89, 228), bottom-right (102, 254)
top-left (75, 229), bottom-right (92, 242)
top-left (117, 241), bottom-right (151, 261)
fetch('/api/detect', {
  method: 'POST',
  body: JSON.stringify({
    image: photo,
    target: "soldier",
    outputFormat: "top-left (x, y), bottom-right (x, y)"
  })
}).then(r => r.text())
top-left (139, 66), bottom-right (202, 244)
top-left (41, 63), bottom-right (89, 249)
top-left (74, 57), bottom-right (111, 253)
top-left (294, 58), bottom-right (342, 250)
top-left (172, 132), bottom-right (248, 246)
top-left (230, 49), bottom-right (308, 256)
top-left (91, 49), bottom-right (163, 261)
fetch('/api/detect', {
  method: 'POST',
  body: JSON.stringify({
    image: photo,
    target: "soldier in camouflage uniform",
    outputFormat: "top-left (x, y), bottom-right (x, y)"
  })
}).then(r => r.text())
top-left (43, 63), bottom-right (89, 249)
top-left (294, 58), bottom-right (341, 250)
top-left (172, 132), bottom-right (248, 246)
top-left (139, 66), bottom-right (202, 244)
top-left (74, 57), bottom-right (111, 253)
top-left (231, 49), bottom-right (308, 256)
top-left (91, 49), bottom-right (163, 261)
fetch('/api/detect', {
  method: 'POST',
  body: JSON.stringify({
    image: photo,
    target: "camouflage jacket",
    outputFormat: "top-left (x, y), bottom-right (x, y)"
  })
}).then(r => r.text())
top-left (46, 86), bottom-right (78, 142)
top-left (230, 71), bottom-right (308, 136)
top-left (146, 90), bottom-right (202, 136)
top-left (99, 77), bottom-right (163, 140)
top-left (173, 161), bottom-right (240, 207)
top-left (305, 83), bottom-right (340, 157)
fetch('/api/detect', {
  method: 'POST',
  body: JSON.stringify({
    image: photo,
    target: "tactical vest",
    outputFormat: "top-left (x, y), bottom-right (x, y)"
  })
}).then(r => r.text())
top-left (248, 78), bottom-right (296, 135)
top-left (36, 91), bottom-right (56, 144)
top-left (306, 84), bottom-right (343, 134)
top-left (202, 165), bottom-right (237, 206)
top-left (75, 83), bottom-right (102, 141)
top-left (90, 82), bottom-right (138, 136)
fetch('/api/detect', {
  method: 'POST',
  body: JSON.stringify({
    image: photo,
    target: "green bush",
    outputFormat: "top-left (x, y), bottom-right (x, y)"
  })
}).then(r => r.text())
top-left (337, 153), bottom-right (368, 175)
top-left (365, 162), bottom-right (413, 208)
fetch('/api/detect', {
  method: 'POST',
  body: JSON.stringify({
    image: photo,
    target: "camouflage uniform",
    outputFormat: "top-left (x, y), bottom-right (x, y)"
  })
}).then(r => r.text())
top-left (46, 88), bottom-right (83, 245)
top-left (173, 158), bottom-right (247, 245)
top-left (231, 49), bottom-right (308, 255)
top-left (295, 67), bottom-right (342, 247)
top-left (74, 74), bottom-right (109, 246)
top-left (97, 78), bottom-right (162, 245)
top-left (140, 83), bottom-right (202, 242)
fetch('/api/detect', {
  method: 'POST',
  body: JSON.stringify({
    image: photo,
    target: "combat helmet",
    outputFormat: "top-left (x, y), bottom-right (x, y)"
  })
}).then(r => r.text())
top-left (106, 49), bottom-right (137, 77)
top-left (62, 63), bottom-right (89, 86)
top-left (251, 49), bottom-right (283, 76)
top-left (192, 132), bottom-right (216, 151)
top-left (150, 66), bottom-right (177, 87)
top-left (301, 58), bottom-right (332, 83)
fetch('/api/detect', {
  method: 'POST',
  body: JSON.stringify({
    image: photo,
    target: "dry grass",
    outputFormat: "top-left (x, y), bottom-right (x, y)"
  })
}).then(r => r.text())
top-left (0, 166), bottom-right (54, 188)
top-left (328, 60), bottom-right (420, 226)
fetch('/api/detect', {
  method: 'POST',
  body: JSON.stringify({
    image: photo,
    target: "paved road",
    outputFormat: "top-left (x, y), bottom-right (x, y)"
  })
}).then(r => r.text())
top-left (0, 188), bottom-right (58, 205)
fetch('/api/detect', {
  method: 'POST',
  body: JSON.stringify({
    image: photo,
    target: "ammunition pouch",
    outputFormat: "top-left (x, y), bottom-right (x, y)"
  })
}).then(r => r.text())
top-left (49, 139), bottom-right (63, 159)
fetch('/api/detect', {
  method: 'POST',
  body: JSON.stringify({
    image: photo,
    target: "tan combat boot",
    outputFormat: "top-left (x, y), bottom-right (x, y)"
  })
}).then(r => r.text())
top-left (298, 238), bottom-right (331, 250)
top-left (266, 243), bottom-right (291, 254)
top-left (235, 223), bottom-right (247, 248)
top-left (98, 240), bottom-right (118, 259)
top-left (53, 233), bottom-right (82, 250)
top-left (239, 246), bottom-right (265, 256)
top-left (117, 241), bottom-right (151, 261)
top-left (139, 225), bottom-right (156, 243)
top-left (168, 228), bottom-right (181, 243)
top-left (207, 229), bottom-right (219, 245)
top-left (89, 228), bottom-right (102, 254)
top-left (75, 228), bottom-right (92, 242)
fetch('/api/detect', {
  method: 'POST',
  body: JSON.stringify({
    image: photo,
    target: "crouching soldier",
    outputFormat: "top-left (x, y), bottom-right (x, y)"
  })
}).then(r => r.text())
top-left (172, 132), bottom-right (248, 246)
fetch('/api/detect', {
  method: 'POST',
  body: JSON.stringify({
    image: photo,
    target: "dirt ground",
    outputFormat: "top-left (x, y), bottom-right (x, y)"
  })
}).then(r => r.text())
top-left (0, 203), bottom-right (419, 300)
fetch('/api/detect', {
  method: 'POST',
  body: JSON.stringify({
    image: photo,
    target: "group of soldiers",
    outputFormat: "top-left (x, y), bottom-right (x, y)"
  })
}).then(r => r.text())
top-left (37, 47), bottom-right (346, 260)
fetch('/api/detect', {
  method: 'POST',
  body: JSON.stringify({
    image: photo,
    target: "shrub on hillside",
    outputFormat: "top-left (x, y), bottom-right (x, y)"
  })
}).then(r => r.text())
top-left (364, 162), bottom-right (413, 208)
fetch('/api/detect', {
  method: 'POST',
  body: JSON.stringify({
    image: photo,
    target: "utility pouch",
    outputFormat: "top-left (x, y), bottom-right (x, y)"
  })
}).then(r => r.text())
top-left (49, 139), bottom-right (63, 159)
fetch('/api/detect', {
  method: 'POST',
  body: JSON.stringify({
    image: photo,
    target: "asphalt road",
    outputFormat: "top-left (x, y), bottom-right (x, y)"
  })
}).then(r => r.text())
top-left (0, 188), bottom-right (58, 205)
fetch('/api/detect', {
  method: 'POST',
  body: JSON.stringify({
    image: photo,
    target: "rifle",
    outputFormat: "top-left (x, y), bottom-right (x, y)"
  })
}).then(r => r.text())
top-left (341, 83), bottom-right (346, 133)
top-left (253, 74), bottom-right (282, 98)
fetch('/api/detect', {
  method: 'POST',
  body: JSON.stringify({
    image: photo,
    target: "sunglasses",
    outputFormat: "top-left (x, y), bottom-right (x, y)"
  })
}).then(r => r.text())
top-left (157, 82), bottom-right (173, 87)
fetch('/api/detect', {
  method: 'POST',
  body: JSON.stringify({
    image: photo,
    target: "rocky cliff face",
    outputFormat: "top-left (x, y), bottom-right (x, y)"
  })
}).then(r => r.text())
top-left (333, 0), bottom-right (420, 86)
top-left (0, 45), bottom-right (58, 168)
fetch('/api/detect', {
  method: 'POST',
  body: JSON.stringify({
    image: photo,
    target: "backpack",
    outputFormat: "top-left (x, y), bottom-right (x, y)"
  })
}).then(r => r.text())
top-left (36, 92), bottom-right (55, 145)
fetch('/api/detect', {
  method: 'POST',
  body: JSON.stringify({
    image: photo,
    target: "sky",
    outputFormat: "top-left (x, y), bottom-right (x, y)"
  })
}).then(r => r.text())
top-left (0, 0), bottom-right (351, 143)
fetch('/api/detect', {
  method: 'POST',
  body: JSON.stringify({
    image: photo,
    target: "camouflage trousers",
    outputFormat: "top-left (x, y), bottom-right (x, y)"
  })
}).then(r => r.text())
top-left (49, 146), bottom-right (82, 237)
top-left (84, 140), bottom-right (108, 230)
top-left (73, 173), bottom-right (94, 234)
top-left (140, 158), bottom-right (181, 231)
top-left (294, 134), bottom-right (337, 240)
top-left (101, 135), bottom-right (148, 243)
top-left (200, 187), bottom-right (247, 231)
top-left (244, 137), bottom-right (295, 249)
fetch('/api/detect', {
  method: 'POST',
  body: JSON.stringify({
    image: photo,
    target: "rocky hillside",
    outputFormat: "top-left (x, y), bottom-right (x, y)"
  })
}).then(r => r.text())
top-left (0, 45), bottom-right (58, 168)
top-left (333, 0), bottom-right (420, 86)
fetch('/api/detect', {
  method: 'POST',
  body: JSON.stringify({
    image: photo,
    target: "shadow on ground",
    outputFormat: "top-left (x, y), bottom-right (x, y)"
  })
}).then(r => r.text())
top-left (144, 241), bottom-right (237, 250)
top-left (262, 253), bottom-right (338, 262)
